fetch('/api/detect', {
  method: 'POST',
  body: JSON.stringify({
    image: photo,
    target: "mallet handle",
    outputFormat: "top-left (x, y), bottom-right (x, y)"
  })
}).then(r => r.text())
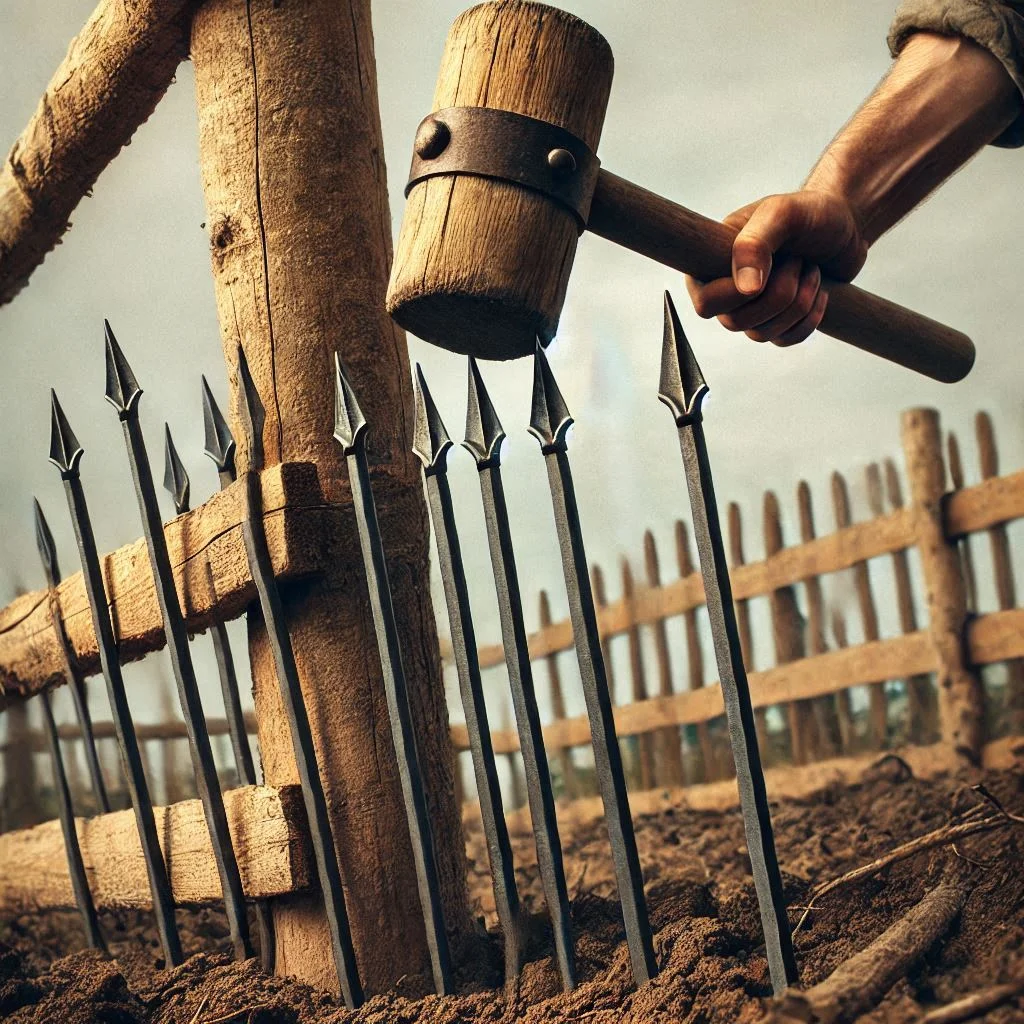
top-left (588, 170), bottom-right (974, 383)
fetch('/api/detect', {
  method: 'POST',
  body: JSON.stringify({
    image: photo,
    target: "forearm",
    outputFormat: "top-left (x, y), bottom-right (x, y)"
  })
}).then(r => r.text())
top-left (805, 32), bottom-right (1022, 244)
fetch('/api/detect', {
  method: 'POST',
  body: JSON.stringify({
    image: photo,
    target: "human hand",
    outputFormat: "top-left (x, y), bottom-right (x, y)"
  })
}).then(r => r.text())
top-left (685, 190), bottom-right (868, 345)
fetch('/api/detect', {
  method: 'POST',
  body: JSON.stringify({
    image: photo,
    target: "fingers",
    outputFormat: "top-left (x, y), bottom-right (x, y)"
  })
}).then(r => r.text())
top-left (773, 290), bottom-right (828, 347)
top-left (731, 196), bottom-right (805, 296)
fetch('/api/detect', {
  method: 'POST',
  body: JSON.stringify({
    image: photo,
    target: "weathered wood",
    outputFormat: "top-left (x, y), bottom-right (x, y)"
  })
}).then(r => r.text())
top-left (1, 702), bottom-right (39, 830)
top-left (833, 471), bottom-right (889, 748)
top-left (945, 435), bottom-right (979, 612)
top-left (388, 2), bottom-right (614, 358)
top-left (882, 459), bottom-right (939, 743)
top-left (797, 482), bottom-right (844, 756)
top-left (539, 590), bottom-right (578, 798)
top-left (0, 785), bottom-right (310, 914)
top-left (946, 467), bottom-right (1024, 536)
top-left (190, 0), bottom-right (468, 992)
top-left (830, 611), bottom-right (857, 750)
top-left (619, 561), bottom-right (656, 790)
top-left (0, 463), bottom-right (323, 706)
top-left (0, 0), bottom-right (194, 305)
top-left (902, 409), bottom-right (984, 761)
top-left (645, 531), bottom-right (685, 787)
top-left (976, 412), bottom-right (1024, 730)
top-left (764, 491), bottom-right (817, 764)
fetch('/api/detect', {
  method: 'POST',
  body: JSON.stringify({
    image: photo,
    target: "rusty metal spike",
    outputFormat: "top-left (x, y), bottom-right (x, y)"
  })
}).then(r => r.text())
top-left (332, 355), bottom-right (368, 454)
top-left (659, 292), bottom-right (708, 423)
top-left (163, 425), bottom-right (191, 515)
top-left (33, 497), bottom-right (60, 587)
top-left (235, 346), bottom-right (265, 471)
top-left (48, 390), bottom-right (84, 478)
top-left (463, 357), bottom-right (506, 465)
top-left (412, 364), bottom-right (453, 472)
top-left (202, 375), bottom-right (236, 475)
top-left (103, 320), bottom-right (144, 418)
top-left (528, 342), bottom-right (574, 450)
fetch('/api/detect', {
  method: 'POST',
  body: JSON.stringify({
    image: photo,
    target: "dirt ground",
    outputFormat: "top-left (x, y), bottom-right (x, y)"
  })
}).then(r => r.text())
top-left (2, 758), bottom-right (1022, 1023)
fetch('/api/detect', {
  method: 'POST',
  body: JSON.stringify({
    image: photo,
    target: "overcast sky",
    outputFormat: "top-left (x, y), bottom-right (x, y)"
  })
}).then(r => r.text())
top-left (2, 1), bottom-right (1022, 792)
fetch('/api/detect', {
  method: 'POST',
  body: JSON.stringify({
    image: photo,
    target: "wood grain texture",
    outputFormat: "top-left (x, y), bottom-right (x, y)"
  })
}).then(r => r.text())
top-left (902, 409), bottom-right (983, 761)
top-left (0, 0), bottom-right (194, 304)
top-left (0, 785), bottom-right (310, 913)
top-left (0, 463), bottom-right (322, 705)
top-left (388, 1), bottom-right (614, 357)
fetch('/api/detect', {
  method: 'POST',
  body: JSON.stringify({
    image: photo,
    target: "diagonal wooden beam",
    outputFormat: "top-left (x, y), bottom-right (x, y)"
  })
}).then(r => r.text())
top-left (0, 462), bottom-right (330, 706)
top-left (0, 0), bottom-right (195, 304)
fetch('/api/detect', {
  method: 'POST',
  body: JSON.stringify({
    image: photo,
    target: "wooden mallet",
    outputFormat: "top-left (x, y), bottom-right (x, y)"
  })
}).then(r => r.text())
top-left (387, 1), bottom-right (975, 383)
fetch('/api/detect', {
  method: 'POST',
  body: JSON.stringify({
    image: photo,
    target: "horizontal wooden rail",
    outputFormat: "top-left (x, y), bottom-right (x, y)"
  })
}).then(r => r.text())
top-left (0, 462), bottom-right (329, 706)
top-left (946, 468), bottom-right (1024, 537)
top-left (0, 784), bottom-right (311, 913)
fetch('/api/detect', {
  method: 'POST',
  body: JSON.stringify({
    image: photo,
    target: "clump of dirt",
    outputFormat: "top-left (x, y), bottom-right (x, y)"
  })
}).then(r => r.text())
top-left (2, 762), bottom-right (1022, 1023)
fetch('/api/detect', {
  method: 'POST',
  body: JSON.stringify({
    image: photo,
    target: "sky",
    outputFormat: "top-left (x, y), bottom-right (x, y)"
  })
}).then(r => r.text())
top-left (1, 1), bottom-right (1022, 797)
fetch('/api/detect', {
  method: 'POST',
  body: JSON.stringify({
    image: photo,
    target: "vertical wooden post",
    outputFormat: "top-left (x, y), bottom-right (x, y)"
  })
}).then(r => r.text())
top-left (190, 0), bottom-right (469, 991)
top-left (763, 491), bottom-right (817, 764)
top-left (901, 409), bottom-right (984, 761)
top-left (539, 590), bottom-right (578, 799)
top-left (619, 560), bottom-right (656, 791)
top-left (1, 702), bottom-right (37, 830)
top-left (945, 436), bottom-right (979, 613)
top-left (796, 482), bottom-right (845, 756)
top-left (832, 472), bottom-right (889, 749)
top-left (644, 531), bottom-right (685, 787)
top-left (976, 412), bottom-right (1024, 731)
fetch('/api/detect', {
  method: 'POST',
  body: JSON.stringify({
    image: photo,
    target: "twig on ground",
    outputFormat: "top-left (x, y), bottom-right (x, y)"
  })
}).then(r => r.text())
top-left (921, 977), bottom-right (1024, 1024)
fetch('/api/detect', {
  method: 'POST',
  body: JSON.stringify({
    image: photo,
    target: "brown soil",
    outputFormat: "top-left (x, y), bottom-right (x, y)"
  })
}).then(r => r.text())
top-left (2, 760), bottom-right (1022, 1023)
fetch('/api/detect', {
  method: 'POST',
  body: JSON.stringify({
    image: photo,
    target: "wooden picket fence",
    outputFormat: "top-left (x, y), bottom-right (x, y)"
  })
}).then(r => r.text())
top-left (5, 406), bottom-right (1024, 827)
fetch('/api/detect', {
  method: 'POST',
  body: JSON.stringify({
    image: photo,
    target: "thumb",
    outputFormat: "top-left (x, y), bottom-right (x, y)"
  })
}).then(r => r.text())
top-left (731, 196), bottom-right (800, 296)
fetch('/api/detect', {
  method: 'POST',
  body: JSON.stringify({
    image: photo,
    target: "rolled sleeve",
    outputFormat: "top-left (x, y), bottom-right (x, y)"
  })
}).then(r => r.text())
top-left (888, 0), bottom-right (1024, 146)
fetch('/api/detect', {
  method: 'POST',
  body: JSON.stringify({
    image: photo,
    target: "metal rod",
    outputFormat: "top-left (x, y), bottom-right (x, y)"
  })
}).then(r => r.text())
top-left (659, 292), bottom-right (797, 994)
top-left (39, 688), bottom-right (106, 951)
top-left (103, 321), bottom-right (252, 961)
top-left (235, 346), bottom-right (362, 1006)
top-left (529, 344), bottom-right (656, 986)
top-left (164, 421), bottom-right (274, 972)
top-left (333, 355), bottom-right (452, 996)
top-left (48, 388), bottom-right (182, 966)
top-left (464, 356), bottom-right (576, 991)
top-left (33, 498), bottom-right (110, 814)
top-left (413, 365), bottom-right (521, 981)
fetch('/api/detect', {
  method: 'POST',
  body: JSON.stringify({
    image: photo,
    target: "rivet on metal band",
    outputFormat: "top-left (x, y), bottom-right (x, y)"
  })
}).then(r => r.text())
top-left (405, 106), bottom-right (601, 230)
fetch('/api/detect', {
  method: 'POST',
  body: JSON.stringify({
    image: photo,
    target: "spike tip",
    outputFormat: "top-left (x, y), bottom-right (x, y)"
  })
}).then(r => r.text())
top-left (333, 355), bottom-right (368, 453)
top-left (49, 390), bottom-right (84, 477)
top-left (411, 366), bottom-right (453, 472)
top-left (202, 376), bottom-right (236, 473)
top-left (658, 292), bottom-right (709, 423)
top-left (528, 343), bottom-right (574, 450)
top-left (463, 358), bottom-right (506, 465)
top-left (163, 425), bottom-right (191, 515)
top-left (103, 320), bottom-right (144, 417)
top-left (235, 346), bottom-right (266, 471)
top-left (33, 498), bottom-right (60, 586)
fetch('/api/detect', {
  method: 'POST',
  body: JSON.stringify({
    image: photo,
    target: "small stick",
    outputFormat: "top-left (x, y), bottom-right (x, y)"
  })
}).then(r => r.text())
top-left (922, 977), bottom-right (1024, 1024)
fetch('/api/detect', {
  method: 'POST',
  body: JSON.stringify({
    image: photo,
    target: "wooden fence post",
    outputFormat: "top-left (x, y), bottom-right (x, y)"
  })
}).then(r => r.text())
top-left (618, 561), bottom-right (656, 791)
top-left (976, 412), bottom-right (1024, 732)
top-left (946, 435), bottom-right (979, 612)
top-left (763, 491), bottom-right (817, 764)
top-left (190, 0), bottom-right (469, 991)
top-left (901, 409), bottom-right (984, 761)
top-left (1, 702), bottom-right (38, 830)
top-left (829, 611), bottom-right (857, 750)
top-left (644, 531), bottom-right (685, 787)
top-left (539, 590), bottom-right (578, 799)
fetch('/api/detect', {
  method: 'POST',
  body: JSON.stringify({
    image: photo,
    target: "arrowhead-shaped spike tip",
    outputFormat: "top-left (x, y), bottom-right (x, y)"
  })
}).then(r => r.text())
top-left (463, 357), bottom-right (506, 465)
top-left (658, 292), bottom-right (709, 423)
top-left (48, 390), bottom-right (84, 477)
top-left (163, 425), bottom-right (191, 514)
top-left (236, 346), bottom-right (265, 470)
top-left (411, 365), bottom-right (453, 472)
top-left (333, 354), bottom-right (368, 453)
top-left (103, 320), bottom-right (144, 418)
top-left (33, 498), bottom-right (60, 586)
top-left (201, 376), bottom-right (236, 473)
top-left (528, 341), bottom-right (574, 450)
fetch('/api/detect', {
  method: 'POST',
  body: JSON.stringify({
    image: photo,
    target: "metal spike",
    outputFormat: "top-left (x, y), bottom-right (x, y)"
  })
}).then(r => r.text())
top-left (528, 349), bottom-right (656, 986)
top-left (463, 357), bottom-right (506, 465)
top-left (658, 292), bottom-right (709, 422)
top-left (163, 425), bottom-right (191, 516)
top-left (332, 356), bottom-right (369, 453)
top-left (103, 320), bottom-right (144, 418)
top-left (333, 356), bottom-right (452, 995)
top-left (48, 390), bottom-right (84, 477)
top-left (105, 332), bottom-right (253, 961)
top-left (414, 366), bottom-right (521, 981)
top-left (411, 365), bottom-right (454, 472)
top-left (202, 375), bottom-right (237, 479)
top-left (464, 358), bottom-right (576, 991)
top-left (48, 397), bottom-right (181, 964)
top-left (528, 342), bottom-right (574, 450)
top-left (33, 498), bottom-right (110, 815)
top-left (236, 346), bottom-right (266, 471)
top-left (659, 292), bottom-right (797, 995)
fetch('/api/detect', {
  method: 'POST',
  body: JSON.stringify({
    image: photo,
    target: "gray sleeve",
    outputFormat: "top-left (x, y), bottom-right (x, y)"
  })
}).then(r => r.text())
top-left (888, 0), bottom-right (1024, 146)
